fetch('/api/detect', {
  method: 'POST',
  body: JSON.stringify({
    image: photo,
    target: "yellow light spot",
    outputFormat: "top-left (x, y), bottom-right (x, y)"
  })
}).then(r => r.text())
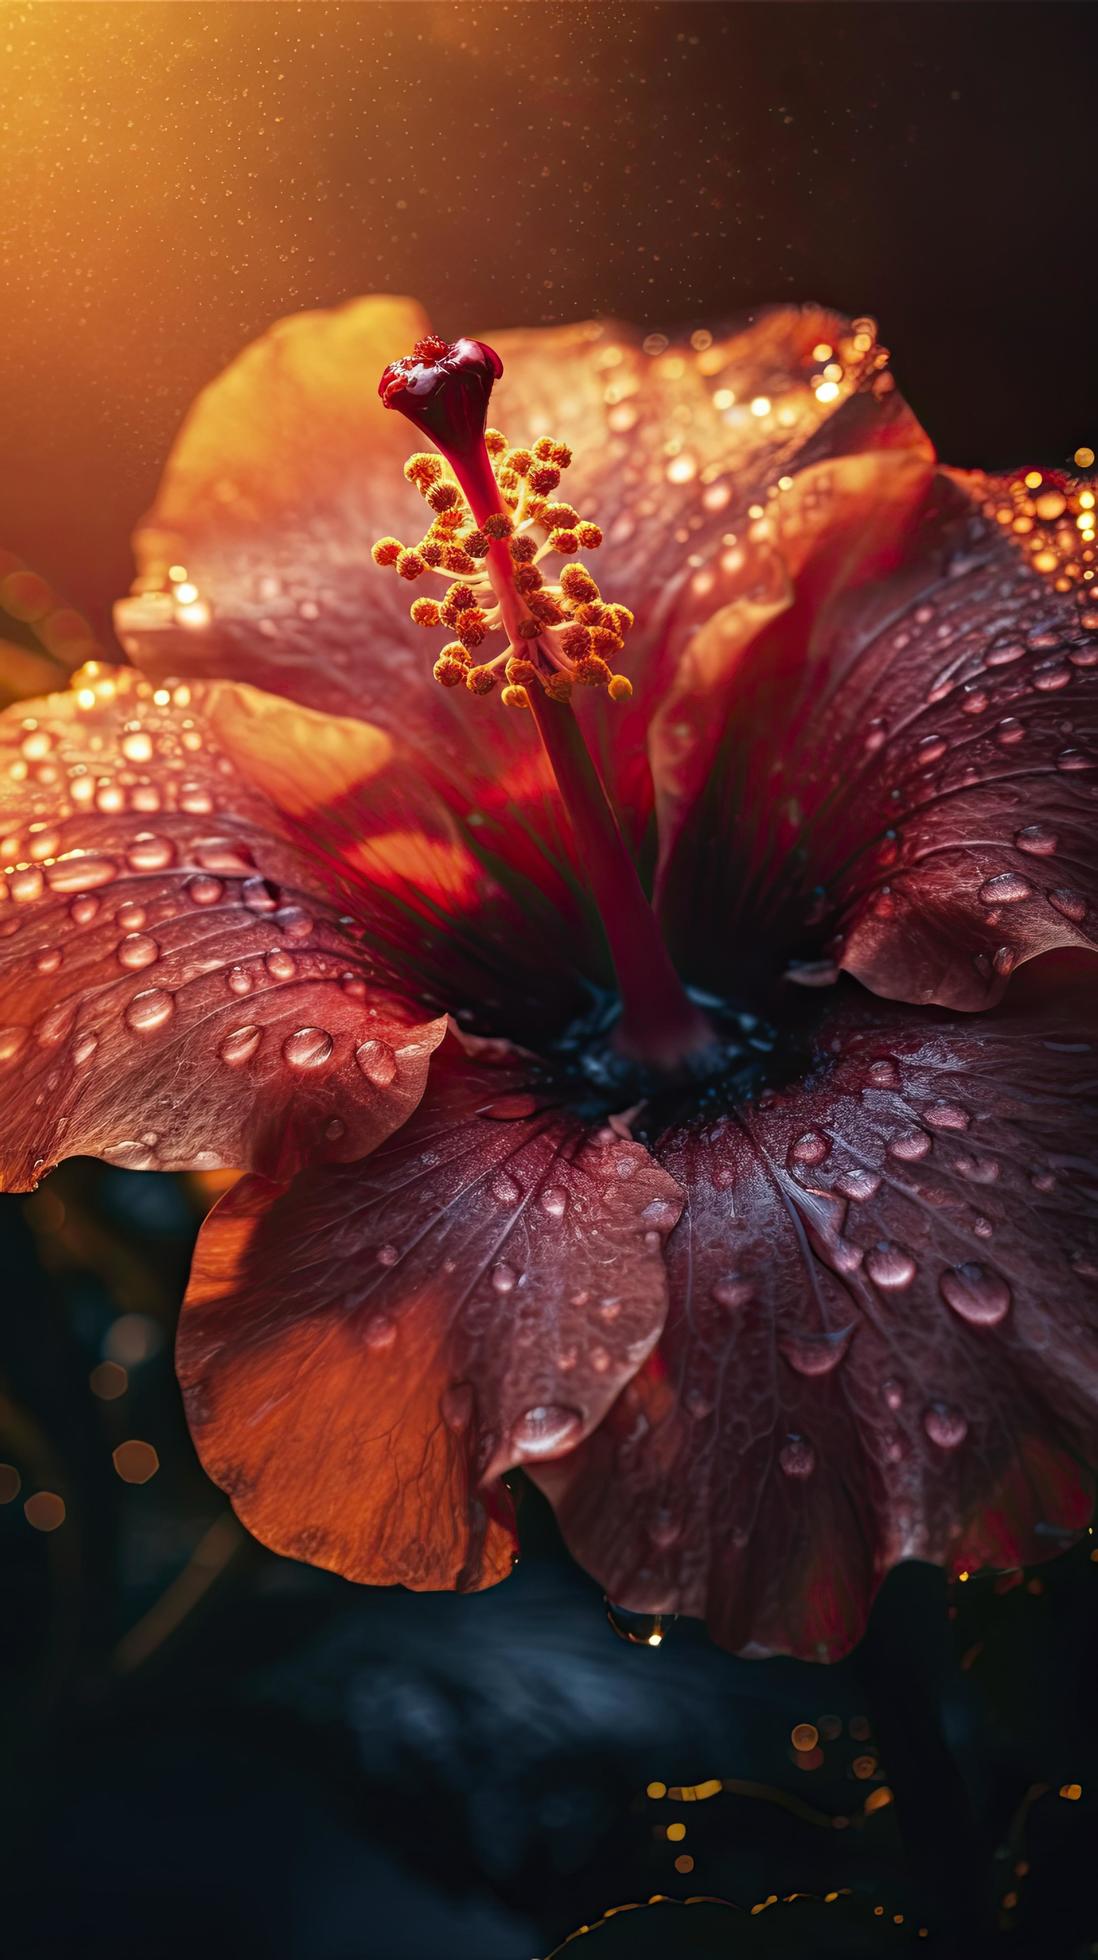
top-left (713, 387), bottom-right (736, 410)
top-left (1024, 470), bottom-right (1043, 489)
top-left (173, 581), bottom-right (199, 606)
top-left (168, 564), bottom-right (188, 582)
top-left (852, 1754), bottom-right (878, 1779)
top-left (778, 475), bottom-right (793, 490)
top-left (673, 1854), bottom-right (694, 1874)
top-left (958, 1569), bottom-right (970, 1582)
top-left (791, 1723), bottom-right (819, 1752)
top-left (112, 1439), bottom-right (160, 1485)
top-left (811, 342), bottom-right (833, 362)
top-left (864, 1786), bottom-right (893, 1814)
top-left (177, 601), bottom-right (211, 629)
top-left (646, 1781), bottom-right (667, 1800)
top-left (24, 1490), bottom-right (65, 1532)
top-left (814, 381), bottom-right (840, 404)
top-left (1075, 447), bottom-right (1095, 469)
top-left (1079, 490), bottom-right (1095, 509)
top-left (666, 1821), bottom-right (686, 1842)
top-left (1060, 1782), bottom-right (1083, 1801)
top-left (823, 362), bottom-right (843, 382)
top-left (749, 396), bottom-right (771, 418)
top-left (1036, 491), bottom-right (1066, 521)
top-left (1033, 549), bottom-right (1059, 573)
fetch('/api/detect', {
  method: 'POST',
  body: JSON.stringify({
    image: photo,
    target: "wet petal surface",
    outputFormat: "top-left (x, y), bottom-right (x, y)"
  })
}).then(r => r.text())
top-left (531, 959), bottom-right (1098, 1659)
top-left (659, 468), bottom-right (1098, 1010)
top-left (177, 1038), bottom-right (682, 1590)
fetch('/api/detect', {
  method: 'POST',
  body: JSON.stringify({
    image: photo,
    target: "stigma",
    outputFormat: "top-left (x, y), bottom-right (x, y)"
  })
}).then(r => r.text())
top-left (373, 336), bottom-right (633, 709)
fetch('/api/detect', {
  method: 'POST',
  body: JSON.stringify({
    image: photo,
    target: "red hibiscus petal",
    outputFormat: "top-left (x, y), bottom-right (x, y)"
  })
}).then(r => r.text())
top-left (176, 1037), bottom-right (683, 1589)
top-left (658, 465), bottom-right (1098, 1011)
top-left (116, 300), bottom-right (931, 853)
top-left (0, 669), bottom-right (462, 1184)
top-left (531, 957), bottom-right (1098, 1659)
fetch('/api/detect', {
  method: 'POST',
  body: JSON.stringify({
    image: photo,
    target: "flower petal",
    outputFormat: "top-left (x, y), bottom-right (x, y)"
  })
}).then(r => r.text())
top-left (117, 301), bottom-right (930, 851)
top-left (531, 960), bottom-right (1098, 1659)
top-left (176, 1038), bottom-right (683, 1589)
top-left (0, 669), bottom-right (463, 1184)
top-left (658, 466), bottom-right (1098, 1010)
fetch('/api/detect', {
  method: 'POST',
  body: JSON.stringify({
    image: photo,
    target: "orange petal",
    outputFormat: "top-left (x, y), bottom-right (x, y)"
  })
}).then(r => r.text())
top-left (178, 1037), bottom-right (682, 1590)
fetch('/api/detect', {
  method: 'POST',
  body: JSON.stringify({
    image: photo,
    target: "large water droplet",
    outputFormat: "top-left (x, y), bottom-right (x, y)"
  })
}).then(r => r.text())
top-left (127, 835), bottom-right (174, 873)
top-left (866, 1242), bottom-right (917, 1289)
top-left (11, 869), bottom-right (48, 905)
top-left (117, 932), bottom-right (159, 971)
top-left (46, 856), bottom-right (119, 893)
top-left (219, 1024), bottom-right (262, 1065)
top-left (227, 965), bottom-right (254, 995)
top-left (124, 987), bottom-right (175, 1033)
top-left (923, 1404), bottom-right (968, 1449)
top-left (836, 1167), bottom-right (881, 1202)
top-left (1014, 824), bottom-right (1058, 856)
top-left (481, 1092), bottom-right (538, 1120)
top-left (355, 1037), bottom-right (396, 1088)
top-left (866, 1056), bottom-right (901, 1089)
top-left (540, 1186), bottom-right (568, 1218)
top-left (924, 1102), bottom-right (970, 1132)
top-left (779, 1434), bottom-right (816, 1478)
top-left (779, 1326), bottom-right (853, 1376)
top-left (888, 1130), bottom-right (931, 1162)
top-left (184, 873), bottom-right (225, 907)
top-left (978, 871), bottom-right (1034, 904)
top-left (511, 1404), bottom-right (583, 1457)
top-left (1048, 888), bottom-right (1088, 923)
top-left (116, 900), bottom-right (147, 931)
top-left (364, 1315), bottom-right (397, 1350)
top-left (605, 1601), bottom-right (677, 1647)
top-left (282, 1027), bottom-right (333, 1068)
top-left (789, 1130), bottom-right (829, 1167)
top-left (938, 1261), bottom-right (1011, 1326)
top-left (265, 949), bottom-right (296, 981)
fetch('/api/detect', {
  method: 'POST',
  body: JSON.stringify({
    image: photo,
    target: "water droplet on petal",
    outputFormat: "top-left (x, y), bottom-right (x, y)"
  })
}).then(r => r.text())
top-left (1015, 824), bottom-right (1058, 856)
top-left (265, 950), bottom-right (296, 982)
top-left (1048, 888), bottom-right (1088, 923)
top-left (72, 1030), bottom-right (98, 1067)
top-left (511, 1404), bottom-right (583, 1457)
top-left (916, 735), bottom-right (947, 765)
top-left (605, 1601), bottom-right (677, 1646)
top-left (789, 1131), bottom-right (829, 1167)
top-left (34, 947), bottom-right (63, 975)
top-left (282, 1027), bottom-right (333, 1068)
top-left (219, 1024), bottom-right (262, 1065)
top-left (939, 1262), bottom-right (1011, 1326)
top-left (779, 1434), bottom-right (816, 1478)
top-left (364, 1315), bottom-right (397, 1350)
top-left (780, 1326), bottom-right (854, 1376)
top-left (836, 1167), bottom-right (881, 1202)
top-left (541, 1186), bottom-right (567, 1218)
top-left (492, 1173), bottom-right (522, 1205)
top-left (978, 872), bottom-right (1034, 904)
top-left (996, 717), bottom-right (1026, 746)
top-left (375, 1243), bottom-right (400, 1267)
top-left (354, 1038), bottom-right (396, 1088)
top-left (924, 1102), bottom-right (970, 1132)
top-left (127, 835), bottom-right (174, 873)
top-left (124, 988), bottom-right (175, 1033)
top-left (923, 1404), bottom-right (968, 1449)
top-left (47, 856), bottom-right (119, 894)
top-left (888, 1130), bottom-right (931, 1162)
top-left (491, 1262), bottom-right (517, 1294)
top-left (866, 1057), bottom-right (900, 1089)
top-left (184, 873), bottom-right (225, 906)
top-left (227, 965), bottom-right (254, 995)
top-left (0, 1026), bottom-right (30, 1065)
top-left (69, 894), bottom-right (100, 926)
top-left (481, 1092), bottom-right (538, 1119)
top-left (866, 1242), bottom-right (917, 1289)
top-left (117, 932), bottom-right (159, 971)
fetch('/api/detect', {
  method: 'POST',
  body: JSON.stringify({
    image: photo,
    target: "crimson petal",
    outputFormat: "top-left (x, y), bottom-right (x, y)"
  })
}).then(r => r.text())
top-left (659, 466), bottom-right (1098, 1010)
top-left (177, 1038), bottom-right (682, 1589)
top-left (532, 958), bottom-right (1098, 1659)
top-left (0, 670), bottom-right (457, 1183)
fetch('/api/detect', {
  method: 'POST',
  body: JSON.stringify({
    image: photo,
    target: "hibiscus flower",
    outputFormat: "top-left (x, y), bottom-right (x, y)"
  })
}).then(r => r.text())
top-left (2, 297), bottom-right (1096, 1659)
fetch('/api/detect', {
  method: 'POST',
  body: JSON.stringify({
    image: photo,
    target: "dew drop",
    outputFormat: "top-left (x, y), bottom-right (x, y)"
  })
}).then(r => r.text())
top-left (916, 735), bottom-right (947, 765)
top-left (788, 1130), bottom-right (829, 1167)
top-left (1014, 824), bottom-right (1058, 856)
top-left (10, 868), bottom-right (44, 903)
top-left (0, 1026), bottom-right (29, 1065)
top-left (481, 1092), bottom-right (538, 1120)
top-left (324, 1116), bottom-right (346, 1142)
top-left (996, 717), bottom-right (1026, 745)
top-left (34, 947), bottom-right (63, 975)
top-left (1048, 888), bottom-right (1088, 923)
top-left (127, 834), bottom-right (175, 873)
top-left (923, 1404), bottom-right (968, 1449)
top-left (605, 1602), bottom-right (677, 1646)
top-left (354, 1037), bottom-right (397, 1088)
top-left (492, 1173), bottom-right (522, 1205)
top-left (866, 1056), bottom-right (901, 1089)
top-left (219, 1024), bottom-right (262, 1066)
top-left (364, 1315), bottom-right (397, 1350)
top-left (924, 1102), bottom-right (971, 1132)
top-left (116, 932), bottom-right (159, 971)
top-left (282, 1027), bottom-right (333, 1068)
top-left (276, 905), bottom-right (315, 942)
top-left (72, 1029), bottom-right (99, 1066)
top-left (541, 1186), bottom-right (568, 1219)
top-left (511, 1404), bottom-right (583, 1457)
top-left (184, 873), bottom-right (225, 906)
top-left (780, 1326), bottom-right (853, 1376)
top-left (866, 1242), bottom-right (917, 1289)
top-left (836, 1167), bottom-right (881, 1202)
top-left (116, 901), bottom-right (147, 931)
top-left (882, 1378), bottom-right (904, 1411)
top-left (69, 895), bottom-right (100, 926)
top-left (47, 856), bottom-right (120, 894)
top-left (375, 1243), bottom-right (400, 1267)
top-left (264, 950), bottom-right (296, 982)
top-left (978, 871), bottom-right (1034, 905)
top-left (491, 1262), bottom-right (517, 1294)
top-left (888, 1130), bottom-right (931, 1162)
top-left (939, 1262), bottom-right (1011, 1326)
top-left (779, 1434), bottom-right (816, 1478)
top-left (124, 988), bottom-right (175, 1033)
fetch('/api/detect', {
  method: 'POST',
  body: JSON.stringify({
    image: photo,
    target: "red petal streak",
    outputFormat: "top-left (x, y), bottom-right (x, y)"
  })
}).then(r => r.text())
top-left (532, 959), bottom-right (1098, 1659)
top-left (0, 672), bottom-right (451, 1184)
top-left (177, 1038), bottom-right (682, 1589)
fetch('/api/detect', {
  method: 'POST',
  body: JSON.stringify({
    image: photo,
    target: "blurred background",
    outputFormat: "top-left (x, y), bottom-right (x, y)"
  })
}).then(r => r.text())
top-left (1, 4), bottom-right (1096, 1955)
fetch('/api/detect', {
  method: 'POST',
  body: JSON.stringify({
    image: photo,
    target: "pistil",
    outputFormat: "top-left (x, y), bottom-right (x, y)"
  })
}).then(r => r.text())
top-left (375, 335), bottom-right (712, 1068)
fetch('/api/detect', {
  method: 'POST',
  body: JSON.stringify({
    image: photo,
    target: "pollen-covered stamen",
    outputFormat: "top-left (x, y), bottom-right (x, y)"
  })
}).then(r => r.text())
top-left (373, 334), bottom-right (712, 1068)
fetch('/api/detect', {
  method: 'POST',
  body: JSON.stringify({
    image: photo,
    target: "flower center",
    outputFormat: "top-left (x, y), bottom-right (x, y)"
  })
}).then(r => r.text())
top-left (374, 332), bottom-right (712, 1071)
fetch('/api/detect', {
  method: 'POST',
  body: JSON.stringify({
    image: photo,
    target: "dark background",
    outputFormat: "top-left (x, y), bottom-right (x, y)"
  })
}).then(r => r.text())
top-left (1, 5), bottom-right (1096, 1957)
